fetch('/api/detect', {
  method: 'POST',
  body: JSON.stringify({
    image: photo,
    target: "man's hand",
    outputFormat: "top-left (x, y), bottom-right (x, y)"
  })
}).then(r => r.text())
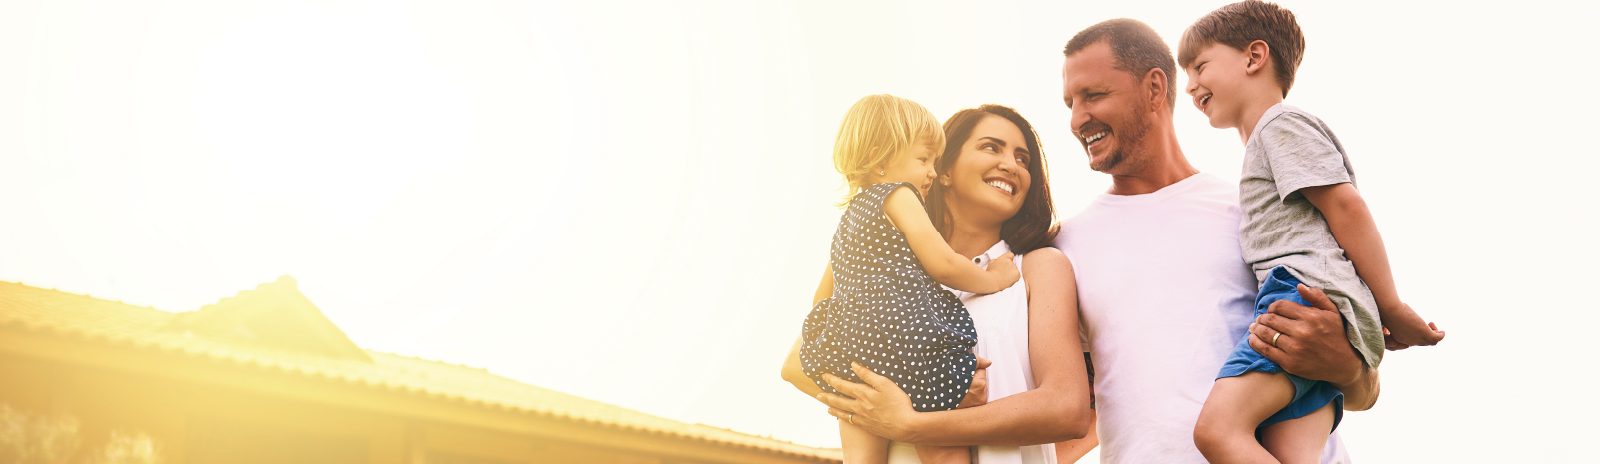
top-left (817, 363), bottom-right (922, 442)
top-left (1246, 284), bottom-right (1365, 386)
top-left (956, 357), bottom-right (992, 409)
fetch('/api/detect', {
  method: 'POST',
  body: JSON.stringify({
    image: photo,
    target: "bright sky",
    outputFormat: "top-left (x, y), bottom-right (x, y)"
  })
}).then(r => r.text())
top-left (3, 0), bottom-right (1596, 461)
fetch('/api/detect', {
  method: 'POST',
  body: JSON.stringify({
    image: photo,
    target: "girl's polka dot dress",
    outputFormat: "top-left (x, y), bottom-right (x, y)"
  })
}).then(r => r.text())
top-left (800, 182), bottom-right (978, 413)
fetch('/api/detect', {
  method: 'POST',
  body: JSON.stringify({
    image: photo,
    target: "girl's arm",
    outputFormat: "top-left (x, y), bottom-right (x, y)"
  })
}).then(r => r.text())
top-left (883, 186), bottom-right (1018, 294)
top-left (817, 248), bottom-right (1093, 446)
top-left (780, 264), bottom-right (834, 398)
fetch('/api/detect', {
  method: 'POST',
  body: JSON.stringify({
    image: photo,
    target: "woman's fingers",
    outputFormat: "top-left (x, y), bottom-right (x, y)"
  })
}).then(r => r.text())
top-left (815, 388), bottom-right (856, 414)
top-left (822, 372), bottom-right (874, 400)
top-left (850, 362), bottom-right (898, 392)
top-left (957, 366), bottom-right (989, 409)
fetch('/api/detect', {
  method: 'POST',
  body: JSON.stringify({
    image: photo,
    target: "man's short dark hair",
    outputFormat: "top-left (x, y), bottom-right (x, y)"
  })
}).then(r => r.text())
top-left (1177, 0), bottom-right (1305, 97)
top-left (1063, 18), bottom-right (1178, 110)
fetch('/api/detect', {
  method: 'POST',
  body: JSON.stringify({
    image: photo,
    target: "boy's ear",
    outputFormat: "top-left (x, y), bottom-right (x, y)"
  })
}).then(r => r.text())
top-left (1246, 40), bottom-right (1271, 76)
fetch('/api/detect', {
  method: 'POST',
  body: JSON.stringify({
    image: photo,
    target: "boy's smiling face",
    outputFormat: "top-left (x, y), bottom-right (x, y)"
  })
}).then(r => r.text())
top-left (1184, 42), bottom-right (1255, 130)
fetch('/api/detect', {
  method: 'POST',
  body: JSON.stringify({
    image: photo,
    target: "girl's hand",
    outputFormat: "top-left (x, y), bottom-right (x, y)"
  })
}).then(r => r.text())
top-left (956, 356), bottom-right (993, 409)
top-left (982, 252), bottom-right (1019, 294)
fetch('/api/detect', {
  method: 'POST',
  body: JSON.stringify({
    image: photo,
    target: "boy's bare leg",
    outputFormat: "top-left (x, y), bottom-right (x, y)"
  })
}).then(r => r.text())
top-left (914, 444), bottom-right (971, 464)
top-left (1194, 371), bottom-right (1296, 464)
top-left (841, 419), bottom-right (890, 464)
top-left (1258, 402), bottom-right (1335, 464)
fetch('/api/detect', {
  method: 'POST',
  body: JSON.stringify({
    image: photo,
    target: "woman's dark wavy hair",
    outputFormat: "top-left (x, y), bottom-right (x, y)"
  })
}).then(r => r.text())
top-left (925, 104), bottom-right (1058, 254)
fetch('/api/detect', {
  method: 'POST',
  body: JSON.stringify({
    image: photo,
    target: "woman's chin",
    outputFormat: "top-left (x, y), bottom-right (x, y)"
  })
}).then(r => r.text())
top-left (977, 197), bottom-right (1025, 223)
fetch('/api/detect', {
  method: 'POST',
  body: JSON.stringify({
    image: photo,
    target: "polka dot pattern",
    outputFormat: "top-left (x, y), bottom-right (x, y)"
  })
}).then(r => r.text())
top-left (799, 182), bottom-right (978, 413)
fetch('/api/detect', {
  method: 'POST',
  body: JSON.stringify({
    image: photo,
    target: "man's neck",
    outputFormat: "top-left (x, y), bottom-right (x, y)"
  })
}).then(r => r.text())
top-left (1107, 118), bottom-right (1200, 196)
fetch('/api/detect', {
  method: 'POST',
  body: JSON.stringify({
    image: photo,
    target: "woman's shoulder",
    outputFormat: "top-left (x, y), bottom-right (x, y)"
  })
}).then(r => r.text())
top-left (1019, 247), bottom-right (1073, 277)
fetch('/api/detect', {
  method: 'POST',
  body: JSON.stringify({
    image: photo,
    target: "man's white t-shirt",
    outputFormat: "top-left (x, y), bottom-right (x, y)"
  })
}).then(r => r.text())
top-left (1055, 173), bottom-right (1350, 464)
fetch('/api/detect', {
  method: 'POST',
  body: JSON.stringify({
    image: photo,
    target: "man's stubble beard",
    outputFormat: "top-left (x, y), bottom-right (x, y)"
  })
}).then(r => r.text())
top-left (1090, 115), bottom-right (1151, 175)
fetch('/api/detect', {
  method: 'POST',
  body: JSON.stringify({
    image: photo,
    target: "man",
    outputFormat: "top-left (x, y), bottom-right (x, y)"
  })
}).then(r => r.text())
top-left (1052, 18), bottom-right (1377, 463)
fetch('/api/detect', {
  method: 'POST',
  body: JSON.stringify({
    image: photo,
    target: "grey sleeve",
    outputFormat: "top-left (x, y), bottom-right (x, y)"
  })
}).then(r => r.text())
top-left (1260, 113), bottom-right (1352, 201)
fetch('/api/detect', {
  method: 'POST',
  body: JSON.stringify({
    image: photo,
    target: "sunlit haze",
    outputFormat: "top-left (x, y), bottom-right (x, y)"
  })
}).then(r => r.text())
top-left (3, 0), bottom-right (1596, 462)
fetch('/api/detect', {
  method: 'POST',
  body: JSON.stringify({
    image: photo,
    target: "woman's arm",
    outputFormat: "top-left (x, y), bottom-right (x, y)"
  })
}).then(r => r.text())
top-left (780, 264), bottom-right (835, 397)
top-left (781, 262), bottom-right (993, 405)
top-left (883, 187), bottom-right (1017, 294)
top-left (1054, 409), bottom-right (1098, 463)
top-left (817, 248), bottom-right (1092, 446)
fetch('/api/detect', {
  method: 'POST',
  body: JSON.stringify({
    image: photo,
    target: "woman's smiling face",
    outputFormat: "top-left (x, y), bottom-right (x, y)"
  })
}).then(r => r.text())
top-left (942, 115), bottom-right (1032, 224)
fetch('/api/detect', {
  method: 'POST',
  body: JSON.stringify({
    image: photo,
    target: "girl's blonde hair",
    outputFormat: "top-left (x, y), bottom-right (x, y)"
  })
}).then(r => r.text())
top-left (832, 94), bottom-right (946, 207)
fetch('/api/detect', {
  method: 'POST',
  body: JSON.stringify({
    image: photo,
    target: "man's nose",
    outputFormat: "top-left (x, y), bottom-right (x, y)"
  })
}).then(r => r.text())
top-left (1071, 107), bottom-right (1090, 138)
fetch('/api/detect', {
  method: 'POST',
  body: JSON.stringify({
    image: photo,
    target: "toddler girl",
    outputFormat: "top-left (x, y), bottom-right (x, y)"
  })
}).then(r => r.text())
top-left (800, 94), bottom-right (1018, 464)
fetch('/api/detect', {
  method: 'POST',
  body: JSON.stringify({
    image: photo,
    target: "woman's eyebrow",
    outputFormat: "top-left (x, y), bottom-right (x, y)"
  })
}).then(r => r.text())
top-left (977, 136), bottom-right (1008, 147)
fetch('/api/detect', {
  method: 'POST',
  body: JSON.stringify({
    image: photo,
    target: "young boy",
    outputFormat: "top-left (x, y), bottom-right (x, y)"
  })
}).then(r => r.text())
top-left (1177, 1), bottom-right (1445, 463)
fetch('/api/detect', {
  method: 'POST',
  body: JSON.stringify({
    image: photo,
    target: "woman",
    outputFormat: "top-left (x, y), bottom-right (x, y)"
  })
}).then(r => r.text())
top-left (782, 105), bottom-right (1094, 463)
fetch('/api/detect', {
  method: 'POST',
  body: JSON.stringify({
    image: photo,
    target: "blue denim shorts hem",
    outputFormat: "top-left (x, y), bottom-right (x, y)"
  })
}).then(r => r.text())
top-left (1217, 266), bottom-right (1345, 433)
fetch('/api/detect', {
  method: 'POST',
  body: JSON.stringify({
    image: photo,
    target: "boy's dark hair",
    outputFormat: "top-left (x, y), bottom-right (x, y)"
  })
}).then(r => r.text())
top-left (927, 105), bottom-right (1057, 254)
top-left (1177, 0), bottom-right (1305, 97)
top-left (1063, 18), bottom-right (1178, 110)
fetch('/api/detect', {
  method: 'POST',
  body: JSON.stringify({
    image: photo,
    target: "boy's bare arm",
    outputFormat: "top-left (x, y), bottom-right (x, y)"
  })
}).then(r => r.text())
top-left (883, 187), bottom-right (1017, 294)
top-left (1297, 183), bottom-right (1399, 309)
top-left (1300, 183), bottom-right (1443, 347)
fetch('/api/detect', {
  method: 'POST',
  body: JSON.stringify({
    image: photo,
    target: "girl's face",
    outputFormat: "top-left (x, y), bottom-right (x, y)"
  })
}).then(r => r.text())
top-left (874, 143), bottom-right (939, 197)
top-left (942, 115), bottom-right (1032, 224)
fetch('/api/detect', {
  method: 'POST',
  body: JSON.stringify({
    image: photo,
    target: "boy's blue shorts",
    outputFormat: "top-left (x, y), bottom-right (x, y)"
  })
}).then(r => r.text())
top-left (1217, 266), bottom-right (1345, 433)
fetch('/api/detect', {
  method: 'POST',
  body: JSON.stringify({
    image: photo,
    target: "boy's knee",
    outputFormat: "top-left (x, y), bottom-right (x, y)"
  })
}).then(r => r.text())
top-left (1192, 413), bottom-right (1232, 455)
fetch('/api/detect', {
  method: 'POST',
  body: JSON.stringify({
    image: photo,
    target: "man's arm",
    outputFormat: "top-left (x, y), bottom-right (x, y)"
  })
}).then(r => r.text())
top-left (1247, 284), bottom-right (1380, 410)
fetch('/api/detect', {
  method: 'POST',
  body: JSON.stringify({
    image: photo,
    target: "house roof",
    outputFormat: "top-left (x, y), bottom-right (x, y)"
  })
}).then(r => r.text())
top-left (0, 278), bottom-right (839, 462)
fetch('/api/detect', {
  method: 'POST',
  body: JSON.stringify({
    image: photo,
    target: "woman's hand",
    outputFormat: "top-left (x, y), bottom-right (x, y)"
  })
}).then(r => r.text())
top-left (956, 357), bottom-right (993, 409)
top-left (817, 362), bottom-right (924, 442)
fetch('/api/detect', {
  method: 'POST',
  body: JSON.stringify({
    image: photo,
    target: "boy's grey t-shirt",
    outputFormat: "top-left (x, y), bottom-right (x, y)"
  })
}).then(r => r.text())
top-left (1240, 104), bottom-right (1384, 369)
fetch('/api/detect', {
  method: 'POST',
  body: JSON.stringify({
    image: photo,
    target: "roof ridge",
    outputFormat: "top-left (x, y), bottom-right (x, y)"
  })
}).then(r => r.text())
top-left (0, 280), bottom-right (842, 461)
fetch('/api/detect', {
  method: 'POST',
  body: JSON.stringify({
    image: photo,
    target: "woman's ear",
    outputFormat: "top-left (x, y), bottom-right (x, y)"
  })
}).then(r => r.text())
top-left (1246, 40), bottom-right (1271, 76)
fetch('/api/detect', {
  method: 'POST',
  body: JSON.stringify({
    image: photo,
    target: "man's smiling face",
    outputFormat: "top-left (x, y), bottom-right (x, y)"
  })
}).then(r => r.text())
top-left (1062, 41), bottom-right (1151, 176)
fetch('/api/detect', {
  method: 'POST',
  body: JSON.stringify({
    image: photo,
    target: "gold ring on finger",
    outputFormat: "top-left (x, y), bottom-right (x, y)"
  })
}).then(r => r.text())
top-left (849, 414), bottom-right (855, 425)
top-left (1271, 332), bottom-right (1282, 347)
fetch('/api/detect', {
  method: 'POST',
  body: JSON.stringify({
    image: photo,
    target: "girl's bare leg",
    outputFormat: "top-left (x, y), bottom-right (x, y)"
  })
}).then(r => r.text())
top-left (841, 419), bottom-right (890, 464)
top-left (1193, 371), bottom-right (1296, 464)
top-left (1258, 402), bottom-right (1335, 464)
top-left (914, 444), bottom-right (971, 464)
